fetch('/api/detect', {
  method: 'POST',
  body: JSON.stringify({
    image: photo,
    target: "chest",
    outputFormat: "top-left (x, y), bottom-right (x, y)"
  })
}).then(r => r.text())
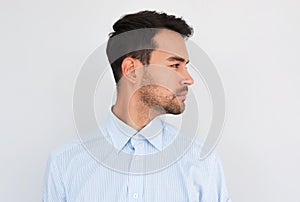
top-left (65, 164), bottom-right (200, 202)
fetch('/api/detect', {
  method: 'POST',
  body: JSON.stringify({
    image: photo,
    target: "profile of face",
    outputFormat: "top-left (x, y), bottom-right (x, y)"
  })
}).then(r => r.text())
top-left (138, 29), bottom-right (194, 115)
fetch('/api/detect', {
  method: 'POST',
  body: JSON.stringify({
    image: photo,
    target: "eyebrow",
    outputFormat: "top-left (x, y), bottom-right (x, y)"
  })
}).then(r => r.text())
top-left (166, 56), bottom-right (190, 64)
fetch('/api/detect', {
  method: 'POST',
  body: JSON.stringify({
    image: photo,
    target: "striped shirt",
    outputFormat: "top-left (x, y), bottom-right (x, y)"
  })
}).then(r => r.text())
top-left (42, 110), bottom-right (231, 202)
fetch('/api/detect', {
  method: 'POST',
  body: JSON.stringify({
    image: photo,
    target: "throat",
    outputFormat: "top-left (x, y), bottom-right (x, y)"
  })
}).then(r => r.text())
top-left (128, 101), bottom-right (165, 130)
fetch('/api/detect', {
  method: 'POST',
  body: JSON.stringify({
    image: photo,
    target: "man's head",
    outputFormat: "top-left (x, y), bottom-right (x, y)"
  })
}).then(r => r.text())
top-left (106, 10), bottom-right (194, 115)
top-left (106, 10), bottom-right (193, 83)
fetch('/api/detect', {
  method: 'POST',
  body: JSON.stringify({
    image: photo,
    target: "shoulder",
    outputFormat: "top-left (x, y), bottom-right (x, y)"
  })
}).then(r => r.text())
top-left (46, 137), bottom-right (95, 173)
top-left (51, 138), bottom-right (81, 153)
top-left (48, 138), bottom-right (83, 160)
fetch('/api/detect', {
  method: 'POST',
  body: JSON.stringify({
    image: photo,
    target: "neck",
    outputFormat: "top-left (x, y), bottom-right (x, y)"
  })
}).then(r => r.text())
top-left (112, 95), bottom-right (163, 131)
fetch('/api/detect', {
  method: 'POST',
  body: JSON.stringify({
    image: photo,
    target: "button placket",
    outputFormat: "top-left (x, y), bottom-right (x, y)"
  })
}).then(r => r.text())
top-left (127, 138), bottom-right (145, 202)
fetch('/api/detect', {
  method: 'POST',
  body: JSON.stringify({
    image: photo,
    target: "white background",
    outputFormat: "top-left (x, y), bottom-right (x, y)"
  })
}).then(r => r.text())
top-left (1, 0), bottom-right (300, 201)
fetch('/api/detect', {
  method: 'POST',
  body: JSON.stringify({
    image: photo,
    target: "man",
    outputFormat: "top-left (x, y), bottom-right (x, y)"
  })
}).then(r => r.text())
top-left (43, 10), bottom-right (231, 202)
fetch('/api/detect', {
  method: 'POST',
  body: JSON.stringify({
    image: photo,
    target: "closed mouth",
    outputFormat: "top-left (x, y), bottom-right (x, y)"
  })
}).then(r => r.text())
top-left (176, 91), bottom-right (188, 100)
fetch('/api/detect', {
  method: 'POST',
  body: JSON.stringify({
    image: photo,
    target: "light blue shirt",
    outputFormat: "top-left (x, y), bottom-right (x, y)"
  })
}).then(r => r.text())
top-left (43, 110), bottom-right (231, 202)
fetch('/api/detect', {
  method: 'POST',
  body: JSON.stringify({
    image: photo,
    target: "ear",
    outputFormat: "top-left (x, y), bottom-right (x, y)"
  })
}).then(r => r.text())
top-left (121, 57), bottom-right (138, 83)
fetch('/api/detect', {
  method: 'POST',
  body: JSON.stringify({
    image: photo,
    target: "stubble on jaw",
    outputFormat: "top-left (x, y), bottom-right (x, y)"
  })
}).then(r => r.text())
top-left (137, 67), bottom-right (186, 115)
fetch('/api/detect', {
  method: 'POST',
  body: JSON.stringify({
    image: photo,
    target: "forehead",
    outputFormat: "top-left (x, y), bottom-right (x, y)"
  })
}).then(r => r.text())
top-left (152, 29), bottom-right (189, 60)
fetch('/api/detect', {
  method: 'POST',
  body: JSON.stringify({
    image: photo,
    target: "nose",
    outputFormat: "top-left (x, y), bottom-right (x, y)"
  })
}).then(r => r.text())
top-left (180, 69), bottom-right (194, 86)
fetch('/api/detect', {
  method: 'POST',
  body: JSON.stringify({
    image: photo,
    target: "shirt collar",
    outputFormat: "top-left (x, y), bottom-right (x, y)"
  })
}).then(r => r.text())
top-left (138, 117), bottom-right (164, 151)
top-left (106, 107), bottom-right (164, 152)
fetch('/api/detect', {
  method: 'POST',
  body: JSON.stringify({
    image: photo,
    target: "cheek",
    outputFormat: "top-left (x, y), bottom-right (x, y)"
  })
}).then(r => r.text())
top-left (157, 79), bottom-right (179, 95)
top-left (156, 86), bottom-right (174, 98)
top-left (147, 69), bottom-right (181, 92)
top-left (141, 85), bottom-right (174, 99)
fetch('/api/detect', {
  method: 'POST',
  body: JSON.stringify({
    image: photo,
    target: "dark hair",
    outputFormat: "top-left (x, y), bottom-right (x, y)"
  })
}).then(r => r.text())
top-left (106, 10), bottom-right (193, 83)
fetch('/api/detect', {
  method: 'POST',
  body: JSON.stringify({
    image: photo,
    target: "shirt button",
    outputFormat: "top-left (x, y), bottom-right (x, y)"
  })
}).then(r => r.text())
top-left (133, 193), bottom-right (139, 199)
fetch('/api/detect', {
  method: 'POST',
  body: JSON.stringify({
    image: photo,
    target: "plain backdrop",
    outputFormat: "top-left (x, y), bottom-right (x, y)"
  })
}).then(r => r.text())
top-left (1, 0), bottom-right (300, 201)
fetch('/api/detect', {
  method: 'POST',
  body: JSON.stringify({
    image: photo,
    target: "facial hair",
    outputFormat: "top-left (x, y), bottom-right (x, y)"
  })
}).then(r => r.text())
top-left (139, 70), bottom-right (186, 115)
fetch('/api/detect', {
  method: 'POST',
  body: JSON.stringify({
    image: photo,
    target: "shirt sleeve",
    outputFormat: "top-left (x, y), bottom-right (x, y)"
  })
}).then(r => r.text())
top-left (42, 154), bottom-right (66, 202)
top-left (207, 151), bottom-right (232, 202)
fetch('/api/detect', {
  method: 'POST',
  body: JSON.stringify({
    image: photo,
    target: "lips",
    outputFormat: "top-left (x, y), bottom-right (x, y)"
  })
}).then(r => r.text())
top-left (176, 90), bottom-right (188, 100)
top-left (177, 91), bottom-right (188, 96)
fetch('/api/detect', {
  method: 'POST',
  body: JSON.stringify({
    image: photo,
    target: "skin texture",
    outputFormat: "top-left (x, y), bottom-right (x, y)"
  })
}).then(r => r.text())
top-left (113, 29), bottom-right (194, 130)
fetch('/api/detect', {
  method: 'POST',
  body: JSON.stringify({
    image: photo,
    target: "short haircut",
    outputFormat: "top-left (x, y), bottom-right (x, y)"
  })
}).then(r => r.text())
top-left (106, 10), bottom-right (193, 83)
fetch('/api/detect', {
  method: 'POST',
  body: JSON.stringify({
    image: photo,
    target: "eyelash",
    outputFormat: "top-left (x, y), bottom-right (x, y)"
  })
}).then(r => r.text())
top-left (170, 64), bottom-right (180, 68)
top-left (170, 64), bottom-right (188, 69)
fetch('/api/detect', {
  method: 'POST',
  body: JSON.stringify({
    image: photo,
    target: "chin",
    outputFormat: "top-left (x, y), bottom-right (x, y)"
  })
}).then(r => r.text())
top-left (164, 103), bottom-right (185, 115)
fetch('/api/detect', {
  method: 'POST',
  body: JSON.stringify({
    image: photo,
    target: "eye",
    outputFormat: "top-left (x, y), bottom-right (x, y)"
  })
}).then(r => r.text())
top-left (170, 64), bottom-right (180, 68)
